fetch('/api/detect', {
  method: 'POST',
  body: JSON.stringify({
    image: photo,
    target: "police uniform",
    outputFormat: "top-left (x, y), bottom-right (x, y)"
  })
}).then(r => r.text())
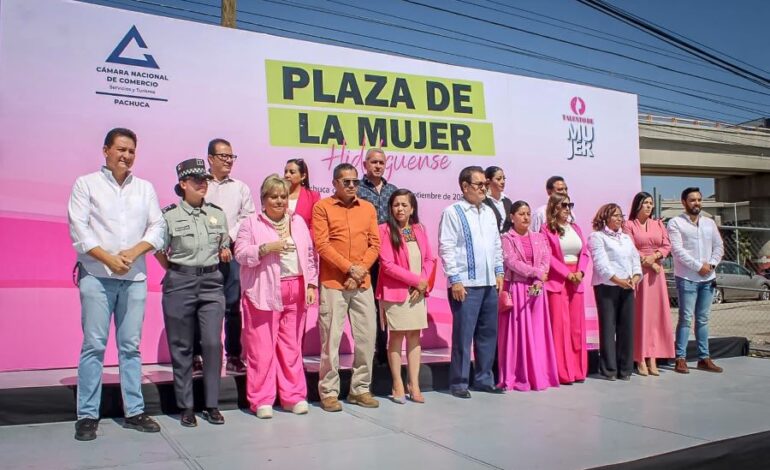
top-left (161, 159), bottom-right (230, 414)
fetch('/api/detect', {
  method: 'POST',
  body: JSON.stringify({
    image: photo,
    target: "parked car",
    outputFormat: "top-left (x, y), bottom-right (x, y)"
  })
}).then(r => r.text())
top-left (665, 260), bottom-right (770, 306)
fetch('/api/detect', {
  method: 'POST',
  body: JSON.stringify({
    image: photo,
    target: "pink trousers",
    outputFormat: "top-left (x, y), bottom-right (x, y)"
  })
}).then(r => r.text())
top-left (546, 265), bottom-right (587, 384)
top-left (242, 276), bottom-right (307, 410)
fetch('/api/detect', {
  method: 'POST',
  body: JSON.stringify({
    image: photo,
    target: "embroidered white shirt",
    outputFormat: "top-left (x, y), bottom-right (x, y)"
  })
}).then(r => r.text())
top-left (588, 228), bottom-right (642, 286)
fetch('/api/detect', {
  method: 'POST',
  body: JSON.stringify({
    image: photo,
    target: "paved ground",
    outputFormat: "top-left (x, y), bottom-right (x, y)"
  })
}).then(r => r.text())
top-left (671, 300), bottom-right (770, 350)
top-left (3, 356), bottom-right (770, 470)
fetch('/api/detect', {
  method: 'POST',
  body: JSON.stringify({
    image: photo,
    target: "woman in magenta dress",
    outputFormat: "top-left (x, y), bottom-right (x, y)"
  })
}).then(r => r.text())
top-left (498, 201), bottom-right (560, 391)
top-left (541, 193), bottom-right (591, 384)
top-left (624, 192), bottom-right (674, 376)
top-left (284, 158), bottom-right (320, 232)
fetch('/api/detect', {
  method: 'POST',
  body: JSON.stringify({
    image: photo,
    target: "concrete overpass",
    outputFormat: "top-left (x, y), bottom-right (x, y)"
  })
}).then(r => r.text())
top-left (638, 115), bottom-right (770, 223)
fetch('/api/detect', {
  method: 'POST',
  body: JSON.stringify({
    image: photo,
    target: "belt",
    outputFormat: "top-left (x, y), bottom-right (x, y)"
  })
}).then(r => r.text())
top-left (169, 263), bottom-right (219, 275)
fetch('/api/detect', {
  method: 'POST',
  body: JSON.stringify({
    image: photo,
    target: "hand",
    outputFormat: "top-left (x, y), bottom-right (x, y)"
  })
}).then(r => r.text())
top-left (540, 272), bottom-right (548, 282)
top-left (698, 263), bottom-right (712, 276)
top-left (566, 272), bottom-right (577, 283)
top-left (343, 277), bottom-right (358, 290)
top-left (379, 304), bottom-right (386, 331)
top-left (416, 279), bottom-right (429, 294)
top-left (651, 263), bottom-right (661, 274)
top-left (117, 248), bottom-right (137, 265)
top-left (496, 275), bottom-right (504, 293)
top-left (573, 271), bottom-right (584, 283)
top-left (306, 286), bottom-right (316, 305)
top-left (631, 274), bottom-right (642, 288)
top-left (451, 282), bottom-right (467, 302)
top-left (409, 287), bottom-right (423, 303)
top-left (106, 254), bottom-right (131, 275)
top-left (613, 276), bottom-right (633, 290)
top-left (219, 247), bottom-right (232, 263)
top-left (348, 264), bottom-right (367, 283)
top-left (643, 254), bottom-right (657, 266)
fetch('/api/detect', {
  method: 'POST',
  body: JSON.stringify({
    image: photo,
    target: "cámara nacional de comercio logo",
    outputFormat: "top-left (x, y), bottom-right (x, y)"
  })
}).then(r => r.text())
top-left (563, 96), bottom-right (595, 160)
top-left (94, 25), bottom-right (170, 109)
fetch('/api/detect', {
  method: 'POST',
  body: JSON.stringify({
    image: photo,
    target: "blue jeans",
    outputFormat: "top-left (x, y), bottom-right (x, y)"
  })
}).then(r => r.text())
top-left (675, 276), bottom-right (714, 360)
top-left (77, 274), bottom-right (147, 419)
top-left (448, 286), bottom-right (498, 392)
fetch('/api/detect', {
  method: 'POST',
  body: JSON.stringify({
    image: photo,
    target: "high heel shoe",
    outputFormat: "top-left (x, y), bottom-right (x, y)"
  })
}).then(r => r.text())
top-left (636, 361), bottom-right (649, 376)
top-left (391, 386), bottom-right (406, 404)
top-left (647, 359), bottom-right (660, 376)
top-left (407, 384), bottom-right (425, 404)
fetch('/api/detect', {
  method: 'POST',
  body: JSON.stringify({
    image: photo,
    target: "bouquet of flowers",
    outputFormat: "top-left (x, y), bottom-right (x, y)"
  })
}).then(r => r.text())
top-left (528, 281), bottom-right (543, 297)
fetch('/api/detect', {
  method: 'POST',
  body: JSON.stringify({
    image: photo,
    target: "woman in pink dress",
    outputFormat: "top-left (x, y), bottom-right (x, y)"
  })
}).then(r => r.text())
top-left (284, 158), bottom-right (320, 232)
top-left (624, 192), bottom-right (674, 376)
top-left (541, 193), bottom-right (591, 384)
top-left (498, 201), bottom-right (560, 391)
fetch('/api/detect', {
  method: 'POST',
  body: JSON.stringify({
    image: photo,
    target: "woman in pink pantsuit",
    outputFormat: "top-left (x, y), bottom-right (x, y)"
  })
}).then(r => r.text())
top-left (541, 193), bottom-right (591, 385)
top-left (498, 201), bottom-right (560, 391)
top-left (624, 192), bottom-right (674, 376)
top-left (235, 174), bottom-right (317, 419)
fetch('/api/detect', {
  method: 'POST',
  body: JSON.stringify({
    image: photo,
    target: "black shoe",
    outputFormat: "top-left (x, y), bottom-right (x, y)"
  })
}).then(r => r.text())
top-left (225, 356), bottom-right (246, 374)
top-left (202, 408), bottom-right (225, 425)
top-left (180, 409), bottom-right (197, 427)
top-left (451, 389), bottom-right (472, 399)
top-left (619, 375), bottom-right (631, 381)
top-left (74, 418), bottom-right (98, 441)
top-left (470, 384), bottom-right (505, 394)
top-left (123, 413), bottom-right (160, 433)
top-left (574, 379), bottom-right (586, 383)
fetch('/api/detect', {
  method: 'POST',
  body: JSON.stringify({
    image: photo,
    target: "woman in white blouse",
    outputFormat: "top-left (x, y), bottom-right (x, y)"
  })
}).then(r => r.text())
top-left (588, 204), bottom-right (642, 381)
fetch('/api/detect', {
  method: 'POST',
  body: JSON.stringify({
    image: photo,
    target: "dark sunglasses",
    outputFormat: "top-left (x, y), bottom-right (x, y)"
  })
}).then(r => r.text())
top-left (338, 178), bottom-right (360, 187)
top-left (560, 202), bottom-right (575, 209)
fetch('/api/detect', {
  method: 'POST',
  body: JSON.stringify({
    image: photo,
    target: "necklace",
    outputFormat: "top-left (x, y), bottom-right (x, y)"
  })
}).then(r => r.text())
top-left (401, 225), bottom-right (416, 242)
top-left (267, 214), bottom-right (290, 238)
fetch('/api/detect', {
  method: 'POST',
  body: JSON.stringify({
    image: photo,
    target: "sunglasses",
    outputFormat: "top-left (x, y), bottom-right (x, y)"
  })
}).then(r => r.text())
top-left (560, 202), bottom-right (575, 209)
top-left (338, 178), bottom-right (360, 188)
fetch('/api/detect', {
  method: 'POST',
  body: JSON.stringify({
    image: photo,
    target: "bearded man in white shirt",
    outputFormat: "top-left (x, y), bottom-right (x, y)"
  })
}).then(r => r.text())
top-left (668, 187), bottom-right (724, 374)
top-left (68, 128), bottom-right (165, 441)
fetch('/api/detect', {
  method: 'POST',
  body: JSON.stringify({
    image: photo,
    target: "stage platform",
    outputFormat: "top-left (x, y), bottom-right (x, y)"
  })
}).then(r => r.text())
top-left (1, 354), bottom-right (769, 470)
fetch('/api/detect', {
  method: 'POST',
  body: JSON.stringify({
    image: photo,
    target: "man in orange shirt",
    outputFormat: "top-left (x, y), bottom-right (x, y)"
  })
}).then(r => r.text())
top-left (313, 163), bottom-right (381, 412)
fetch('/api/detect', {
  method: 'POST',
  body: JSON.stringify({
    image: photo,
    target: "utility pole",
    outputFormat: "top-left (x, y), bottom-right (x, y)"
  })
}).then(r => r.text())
top-left (221, 0), bottom-right (236, 28)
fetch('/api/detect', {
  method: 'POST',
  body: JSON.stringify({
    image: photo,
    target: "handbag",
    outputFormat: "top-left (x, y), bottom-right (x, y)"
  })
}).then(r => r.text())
top-left (498, 285), bottom-right (514, 311)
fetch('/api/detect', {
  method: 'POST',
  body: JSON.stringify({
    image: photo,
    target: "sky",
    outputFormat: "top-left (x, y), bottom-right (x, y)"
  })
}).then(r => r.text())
top-left (80, 0), bottom-right (770, 198)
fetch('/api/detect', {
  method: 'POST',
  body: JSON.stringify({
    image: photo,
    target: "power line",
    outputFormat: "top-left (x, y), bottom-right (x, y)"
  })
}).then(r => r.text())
top-left (400, 0), bottom-right (770, 97)
top-left (98, 0), bottom-right (762, 122)
top-left (577, 0), bottom-right (770, 88)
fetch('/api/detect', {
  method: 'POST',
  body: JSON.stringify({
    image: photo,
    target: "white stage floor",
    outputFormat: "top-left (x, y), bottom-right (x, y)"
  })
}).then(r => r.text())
top-left (2, 356), bottom-right (770, 470)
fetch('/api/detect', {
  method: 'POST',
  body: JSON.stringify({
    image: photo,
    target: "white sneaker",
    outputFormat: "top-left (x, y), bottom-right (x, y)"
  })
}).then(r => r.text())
top-left (256, 406), bottom-right (273, 419)
top-left (290, 401), bottom-right (309, 415)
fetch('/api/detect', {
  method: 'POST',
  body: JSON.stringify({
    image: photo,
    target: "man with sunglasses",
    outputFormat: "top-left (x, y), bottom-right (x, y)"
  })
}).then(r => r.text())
top-left (199, 138), bottom-right (256, 375)
top-left (357, 148), bottom-right (398, 365)
top-left (313, 163), bottom-right (381, 412)
top-left (439, 166), bottom-right (505, 398)
top-left (531, 175), bottom-right (576, 233)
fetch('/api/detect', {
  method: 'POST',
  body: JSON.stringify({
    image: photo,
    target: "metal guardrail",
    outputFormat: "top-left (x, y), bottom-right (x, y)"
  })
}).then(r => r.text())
top-left (639, 113), bottom-right (770, 134)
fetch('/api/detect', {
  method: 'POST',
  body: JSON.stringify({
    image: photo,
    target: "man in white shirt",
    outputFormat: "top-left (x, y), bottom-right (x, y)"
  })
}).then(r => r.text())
top-left (668, 187), bottom-right (724, 374)
top-left (439, 166), bottom-right (505, 398)
top-left (531, 175), bottom-right (574, 233)
top-left (201, 138), bottom-right (256, 374)
top-left (68, 128), bottom-right (165, 441)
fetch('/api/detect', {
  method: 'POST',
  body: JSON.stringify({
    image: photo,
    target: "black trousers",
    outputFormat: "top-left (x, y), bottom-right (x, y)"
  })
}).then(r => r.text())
top-left (594, 284), bottom-right (635, 378)
top-left (370, 261), bottom-right (388, 363)
top-left (194, 258), bottom-right (242, 358)
top-left (162, 269), bottom-right (225, 409)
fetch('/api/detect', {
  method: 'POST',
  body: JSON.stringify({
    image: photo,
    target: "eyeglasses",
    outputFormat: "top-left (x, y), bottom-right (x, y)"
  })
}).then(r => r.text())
top-left (338, 178), bottom-right (360, 187)
top-left (611, 213), bottom-right (626, 219)
top-left (467, 181), bottom-right (488, 190)
top-left (560, 202), bottom-right (575, 209)
top-left (213, 153), bottom-right (238, 161)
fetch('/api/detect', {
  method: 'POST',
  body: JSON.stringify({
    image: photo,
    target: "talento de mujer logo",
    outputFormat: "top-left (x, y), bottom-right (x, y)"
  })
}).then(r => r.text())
top-left (563, 96), bottom-right (595, 161)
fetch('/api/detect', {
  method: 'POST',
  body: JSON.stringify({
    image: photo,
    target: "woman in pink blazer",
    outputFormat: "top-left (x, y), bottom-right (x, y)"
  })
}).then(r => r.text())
top-left (498, 201), bottom-right (559, 391)
top-left (235, 175), bottom-right (317, 419)
top-left (540, 193), bottom-right (591, 384)
top-left (284, 158), bottom-right (321, 231)
top-left (376, 189), bottom-right (435, 404)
